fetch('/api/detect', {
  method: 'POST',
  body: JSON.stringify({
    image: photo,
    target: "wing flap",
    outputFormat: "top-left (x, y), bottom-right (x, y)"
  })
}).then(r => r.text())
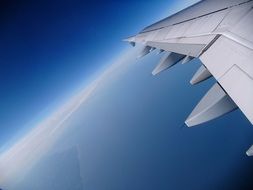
top-left (124, 0), bottom-right (253, 156)
top-left (219, 65), bottom-right (253, 124)
top-left (199, 35), bottom-right (253, 124)
top-left (146, 41), bottom-right (205, 57)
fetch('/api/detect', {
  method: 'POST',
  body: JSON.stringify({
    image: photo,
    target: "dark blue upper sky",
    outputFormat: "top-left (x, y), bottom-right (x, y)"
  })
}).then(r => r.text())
top-left (0, 0), bottom-right (194, 148)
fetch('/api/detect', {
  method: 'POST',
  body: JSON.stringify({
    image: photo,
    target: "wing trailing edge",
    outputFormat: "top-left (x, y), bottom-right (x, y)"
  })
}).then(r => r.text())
top-left (124, 0), bottom-right (253, 155)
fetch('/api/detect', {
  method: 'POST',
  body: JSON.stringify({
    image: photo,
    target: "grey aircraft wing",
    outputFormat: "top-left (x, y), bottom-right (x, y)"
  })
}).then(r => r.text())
top-left (125, 0), bottom-right (253, 155)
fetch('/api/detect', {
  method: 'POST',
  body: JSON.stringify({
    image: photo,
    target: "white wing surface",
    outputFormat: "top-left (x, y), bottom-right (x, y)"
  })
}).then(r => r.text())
top-left (125, 0), bottom-right (253, 155)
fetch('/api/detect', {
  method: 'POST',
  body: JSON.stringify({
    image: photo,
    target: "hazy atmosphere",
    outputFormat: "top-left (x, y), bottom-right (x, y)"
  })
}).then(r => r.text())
top-left (1, 0), bottom-right (253, 189)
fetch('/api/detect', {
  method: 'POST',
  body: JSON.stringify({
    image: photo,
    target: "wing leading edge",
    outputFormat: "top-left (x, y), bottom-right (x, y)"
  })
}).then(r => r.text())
top-left (124, 0), bottom-right (253, 156)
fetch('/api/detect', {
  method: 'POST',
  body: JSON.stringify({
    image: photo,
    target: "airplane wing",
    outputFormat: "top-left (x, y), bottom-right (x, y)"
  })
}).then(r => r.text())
top-left (125, 0), bottom-right (253, 155)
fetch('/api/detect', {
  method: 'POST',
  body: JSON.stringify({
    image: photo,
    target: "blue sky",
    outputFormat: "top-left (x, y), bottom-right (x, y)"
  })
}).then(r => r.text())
top-left (2, 1), bottom-right (253, 189)
top-left (0, 0), bottom-right (198, 149)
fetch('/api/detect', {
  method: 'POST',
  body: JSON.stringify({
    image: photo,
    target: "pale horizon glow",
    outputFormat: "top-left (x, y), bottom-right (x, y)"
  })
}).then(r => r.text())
top-left (0, 1), bottom-right (202, 186)
top-left (0, 47), bottom-right (139, 187)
